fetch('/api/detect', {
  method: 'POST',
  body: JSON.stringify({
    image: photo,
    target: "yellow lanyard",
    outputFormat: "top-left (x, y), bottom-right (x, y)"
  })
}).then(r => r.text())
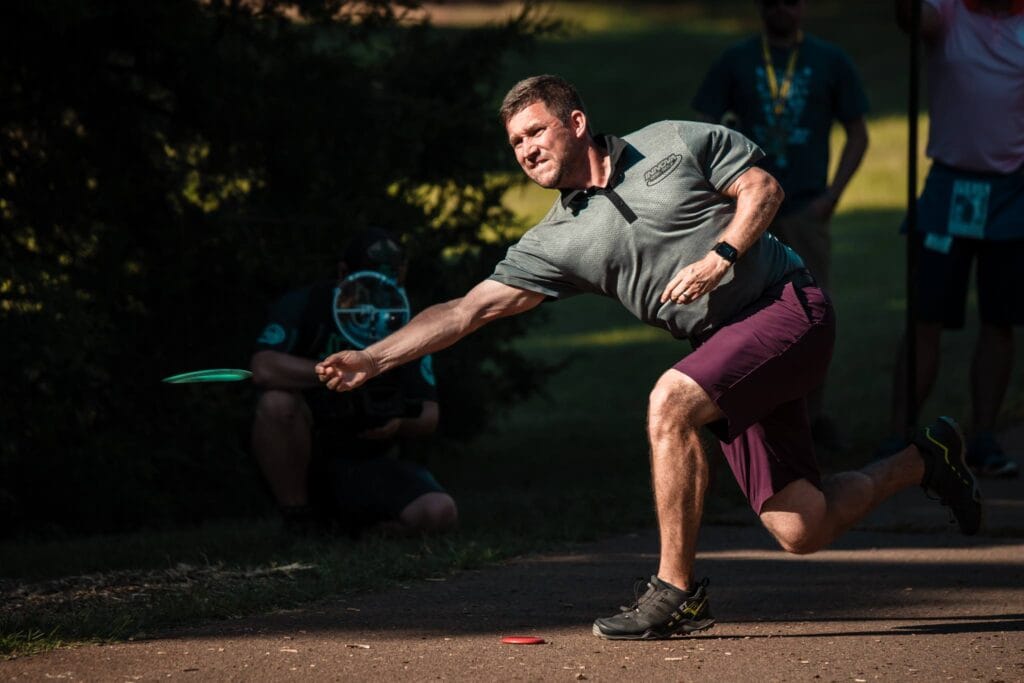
top-left (761, 31), bottom-right (803, 117)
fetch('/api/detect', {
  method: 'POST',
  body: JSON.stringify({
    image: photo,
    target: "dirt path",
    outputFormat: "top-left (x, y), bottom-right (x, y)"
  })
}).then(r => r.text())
top-left (4, 435), bottom-right (1023, 682)
top-left (3, 513), bottom-right (1023, 681)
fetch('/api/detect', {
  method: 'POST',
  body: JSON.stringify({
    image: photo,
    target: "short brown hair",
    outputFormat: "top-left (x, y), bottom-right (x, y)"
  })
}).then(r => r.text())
top-left (499, 75), bottom-right (588, 127)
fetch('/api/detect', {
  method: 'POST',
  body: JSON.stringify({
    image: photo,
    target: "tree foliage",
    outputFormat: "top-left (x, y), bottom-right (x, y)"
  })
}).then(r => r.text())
top-left (0, 0), bottom-right (555, 535)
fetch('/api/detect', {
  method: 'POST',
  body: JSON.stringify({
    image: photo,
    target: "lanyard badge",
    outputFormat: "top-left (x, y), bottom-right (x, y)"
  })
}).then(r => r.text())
top-left (761, 31), bottom-right (803, 118)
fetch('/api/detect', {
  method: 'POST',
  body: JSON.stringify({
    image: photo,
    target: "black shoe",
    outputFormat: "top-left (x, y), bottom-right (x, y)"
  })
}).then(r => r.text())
top-left (592, 576), bottom-right (715, 640)
top-left (914, 416), bottom-right (982, 535)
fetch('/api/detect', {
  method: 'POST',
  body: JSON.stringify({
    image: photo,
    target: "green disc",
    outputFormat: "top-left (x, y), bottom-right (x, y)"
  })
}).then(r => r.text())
top-left (161, 368), bottom-right (253, 384)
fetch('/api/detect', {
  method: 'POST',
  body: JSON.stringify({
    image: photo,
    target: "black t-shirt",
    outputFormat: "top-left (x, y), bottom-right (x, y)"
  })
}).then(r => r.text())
top-left (255, 280), bottom-right (437, 437)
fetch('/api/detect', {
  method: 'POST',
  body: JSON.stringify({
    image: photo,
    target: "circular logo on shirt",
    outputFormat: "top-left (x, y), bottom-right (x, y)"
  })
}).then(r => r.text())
top-left (332, 271), bottom-right (411, 349)
top-left (258, 323), bottom-right (287, 346)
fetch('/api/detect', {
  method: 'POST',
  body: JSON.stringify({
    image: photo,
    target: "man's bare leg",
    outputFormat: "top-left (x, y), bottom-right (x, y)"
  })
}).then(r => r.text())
top-left (761, 445), bottom-right (927, 553)
top-left (591, 370), bottom-right (723, 639)
top-left (647, 370), bottom-right (725, 590)
top-left (252, 389), bottom-right (313, 507)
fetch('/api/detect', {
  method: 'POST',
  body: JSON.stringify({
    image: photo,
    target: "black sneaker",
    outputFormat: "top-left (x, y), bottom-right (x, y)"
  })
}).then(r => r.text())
top-left (592, 576), bottom-right (714, 640)
top-left (914, 416), bottom-right (982, 535)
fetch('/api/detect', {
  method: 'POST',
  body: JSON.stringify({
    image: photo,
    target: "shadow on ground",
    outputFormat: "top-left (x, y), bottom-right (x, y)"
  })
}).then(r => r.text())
top-left (169, 525), bottom-right (1024, 642)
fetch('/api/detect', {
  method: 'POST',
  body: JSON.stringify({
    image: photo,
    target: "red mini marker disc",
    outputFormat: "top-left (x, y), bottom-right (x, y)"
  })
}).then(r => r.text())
top-left (501, 636), bottom-right (545, 645)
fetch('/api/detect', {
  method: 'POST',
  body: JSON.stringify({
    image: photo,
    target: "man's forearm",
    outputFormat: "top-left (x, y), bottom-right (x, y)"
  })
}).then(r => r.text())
top-left (317, 280), bottom-right (544, 393)
top-left (364, 299), bottom-right (475, 376)
top-left (364, 280), bottom-right (543, 376)
top-left (828, 120), bottom-right (869, 203)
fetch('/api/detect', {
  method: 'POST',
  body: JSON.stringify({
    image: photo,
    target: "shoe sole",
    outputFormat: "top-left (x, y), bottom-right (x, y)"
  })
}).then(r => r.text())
top-left (592, 618), bottom-right (716, 640)
top-left (926, 417), bottom-right (983, 535)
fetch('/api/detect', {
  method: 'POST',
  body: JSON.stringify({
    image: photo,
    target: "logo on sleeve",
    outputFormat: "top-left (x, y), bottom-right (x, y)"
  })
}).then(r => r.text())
top-left (257, 323), bottom-right (287, 346)
top-left (644, 154), bottom-right (682, 186)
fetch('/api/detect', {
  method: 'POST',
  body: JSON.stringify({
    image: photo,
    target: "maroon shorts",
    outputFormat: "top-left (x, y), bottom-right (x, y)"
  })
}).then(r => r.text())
top-left (674, 273), bottom-right (835, 514)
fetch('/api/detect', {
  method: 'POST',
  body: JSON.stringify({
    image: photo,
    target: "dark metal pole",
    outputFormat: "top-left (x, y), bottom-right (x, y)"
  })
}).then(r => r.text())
top-left (906, 0), bottom-right (921, 434)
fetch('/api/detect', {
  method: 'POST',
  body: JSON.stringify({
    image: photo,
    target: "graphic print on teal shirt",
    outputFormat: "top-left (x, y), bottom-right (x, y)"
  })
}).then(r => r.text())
top-left (753, 63), bottom-right (812, 170)
top-left (254, 280), bottom-right (437, 405)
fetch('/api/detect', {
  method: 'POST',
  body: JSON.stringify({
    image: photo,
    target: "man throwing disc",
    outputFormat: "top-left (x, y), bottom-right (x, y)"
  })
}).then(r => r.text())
top-left (316, 75), bottom-right (981, 640)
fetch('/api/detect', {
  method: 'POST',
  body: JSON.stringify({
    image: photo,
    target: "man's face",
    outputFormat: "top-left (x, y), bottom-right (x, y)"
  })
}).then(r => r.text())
top-left (505, 101), bottom-right (586, 189)
top-left (759, 0), bottom-right (805, 35)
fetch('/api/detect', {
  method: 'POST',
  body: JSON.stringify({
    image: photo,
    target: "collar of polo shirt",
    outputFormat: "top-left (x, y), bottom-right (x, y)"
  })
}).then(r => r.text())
top-left (559, 134), bottom-right (629, 209)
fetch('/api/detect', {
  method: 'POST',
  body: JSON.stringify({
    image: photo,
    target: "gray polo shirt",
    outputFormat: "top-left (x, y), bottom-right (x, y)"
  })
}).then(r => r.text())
top-left (490, 120), bottom-right (803, 340)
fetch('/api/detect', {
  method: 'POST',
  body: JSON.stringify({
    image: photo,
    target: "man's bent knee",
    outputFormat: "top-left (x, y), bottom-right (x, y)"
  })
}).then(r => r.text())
top-left (399, 493), bottom-right (458, 534)
top-left (760, 479), bottom-right (828, 555)
top-left (255, 389), bottom-right (308, 424)
top-left (648, 370), bottom-right (722, 433)
top-left (771, 528), bottom-right (823, 555)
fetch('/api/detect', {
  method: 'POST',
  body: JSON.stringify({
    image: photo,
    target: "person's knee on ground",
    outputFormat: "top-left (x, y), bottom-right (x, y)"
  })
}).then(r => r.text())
top-left (760, 479), bottom-right (830, 555)
top-left (399, 492), bottom-right (458, 534)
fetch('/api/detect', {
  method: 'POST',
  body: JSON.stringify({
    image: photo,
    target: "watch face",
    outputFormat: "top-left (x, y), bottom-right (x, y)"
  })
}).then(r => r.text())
top-left (715, 242), bottom-right (738, 262)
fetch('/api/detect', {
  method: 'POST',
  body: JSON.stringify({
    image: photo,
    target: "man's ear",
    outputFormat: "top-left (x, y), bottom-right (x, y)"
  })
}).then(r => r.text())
top-left (337, 260), bottom-right (350, 280)
top-left (569, 109), bottom-right (589, 138)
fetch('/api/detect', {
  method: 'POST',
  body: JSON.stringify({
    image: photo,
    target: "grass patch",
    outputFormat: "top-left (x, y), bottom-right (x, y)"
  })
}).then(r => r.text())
top-left (1, 487), bottom-right (666, 656)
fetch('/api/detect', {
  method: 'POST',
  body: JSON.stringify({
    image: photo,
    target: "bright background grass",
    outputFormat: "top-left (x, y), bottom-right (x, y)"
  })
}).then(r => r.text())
top-left (3, 0), bottom-right (1022, 657)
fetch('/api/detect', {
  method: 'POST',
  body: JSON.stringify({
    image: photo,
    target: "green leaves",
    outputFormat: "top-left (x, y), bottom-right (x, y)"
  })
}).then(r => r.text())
top-left (0, 0), bottom-right (552, 535)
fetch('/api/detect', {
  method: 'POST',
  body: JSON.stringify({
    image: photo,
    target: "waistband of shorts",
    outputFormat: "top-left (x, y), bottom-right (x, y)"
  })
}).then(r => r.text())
top-left (787, 268), bottom-right (816, 289)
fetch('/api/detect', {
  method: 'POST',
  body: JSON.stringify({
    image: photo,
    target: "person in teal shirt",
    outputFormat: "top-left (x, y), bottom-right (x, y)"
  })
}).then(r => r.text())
top-left (250, 228), bottom-right (457, 536)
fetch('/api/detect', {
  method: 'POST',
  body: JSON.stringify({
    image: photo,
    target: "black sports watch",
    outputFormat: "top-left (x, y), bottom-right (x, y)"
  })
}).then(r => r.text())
top-left (712, 241), bottom-right (739, 264)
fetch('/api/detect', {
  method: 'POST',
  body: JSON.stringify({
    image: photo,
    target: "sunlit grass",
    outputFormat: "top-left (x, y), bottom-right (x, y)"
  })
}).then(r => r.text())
top-left (832, 115), bottom-right (929, 211)
top-left (422, 2), bottom-right (753, 35)
top-left (519, 323), bottom-right (669, 349)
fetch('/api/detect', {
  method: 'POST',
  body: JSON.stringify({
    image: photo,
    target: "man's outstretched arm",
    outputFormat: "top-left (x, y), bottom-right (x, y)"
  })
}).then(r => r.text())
top-left (315, 279), bottom-right (545, 392)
